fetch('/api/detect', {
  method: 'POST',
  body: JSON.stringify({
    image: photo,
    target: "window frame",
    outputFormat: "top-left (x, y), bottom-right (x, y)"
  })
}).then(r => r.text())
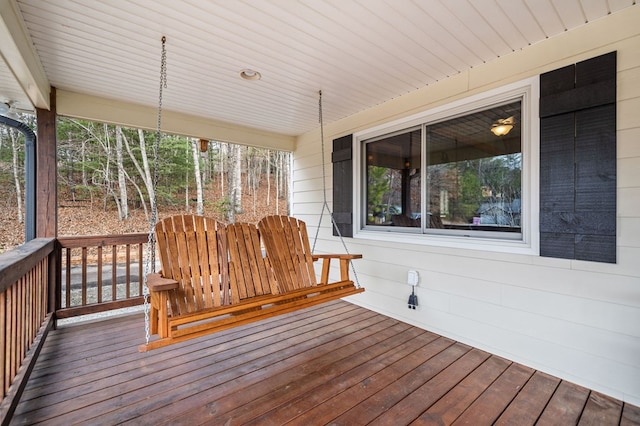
top-left (353, 77), bottom-right (540, 255)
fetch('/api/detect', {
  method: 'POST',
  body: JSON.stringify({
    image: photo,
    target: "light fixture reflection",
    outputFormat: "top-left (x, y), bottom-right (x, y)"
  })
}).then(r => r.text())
top-left (491, 116), bottom-right (515, 136)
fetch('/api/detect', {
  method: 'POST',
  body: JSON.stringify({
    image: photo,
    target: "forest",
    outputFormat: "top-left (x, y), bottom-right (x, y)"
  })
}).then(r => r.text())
top-left (0, 115), bottom-right (290, 252)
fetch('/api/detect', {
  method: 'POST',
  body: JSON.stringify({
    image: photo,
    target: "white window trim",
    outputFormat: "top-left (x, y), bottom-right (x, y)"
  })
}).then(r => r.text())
top-left (353, 77), bottom-right (540, 256)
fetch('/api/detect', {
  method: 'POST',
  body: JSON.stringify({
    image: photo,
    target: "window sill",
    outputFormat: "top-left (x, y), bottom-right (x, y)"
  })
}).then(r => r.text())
top-left (354, 228), bottom-right (538, 256)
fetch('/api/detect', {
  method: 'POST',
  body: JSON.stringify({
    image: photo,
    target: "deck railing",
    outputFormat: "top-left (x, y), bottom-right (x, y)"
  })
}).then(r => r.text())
top-left (0, 233), bottom-right (152, 421)
top-left (56, 233), bottom-right (150, 318)
top-left (0, 238), bottom-right (56, 420)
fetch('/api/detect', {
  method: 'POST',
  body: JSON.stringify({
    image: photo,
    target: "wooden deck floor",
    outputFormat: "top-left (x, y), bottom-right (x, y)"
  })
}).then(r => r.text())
top-left (10, 300), bottom-right (640, 425)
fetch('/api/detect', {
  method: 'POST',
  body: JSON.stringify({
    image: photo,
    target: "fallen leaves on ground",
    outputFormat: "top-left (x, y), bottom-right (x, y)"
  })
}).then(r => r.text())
top-left (0, 180), bottom-right (288, 253)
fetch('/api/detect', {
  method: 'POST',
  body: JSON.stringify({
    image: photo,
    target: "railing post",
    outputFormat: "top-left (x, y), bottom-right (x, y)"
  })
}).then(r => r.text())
top-left (52, 240), bottom-right (61, 329)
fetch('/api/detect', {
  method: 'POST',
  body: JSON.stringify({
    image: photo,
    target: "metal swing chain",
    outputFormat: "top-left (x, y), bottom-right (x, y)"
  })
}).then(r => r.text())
top-left (313, 90), bottom-right (361, 289)
top-left (143, 36), bottom-right (167, 346)
top-left (312, 90), bottom-right (326, 253)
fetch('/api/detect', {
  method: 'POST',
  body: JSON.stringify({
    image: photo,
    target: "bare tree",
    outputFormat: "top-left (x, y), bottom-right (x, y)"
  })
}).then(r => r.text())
top-left (68, 120), bottom-right (119, 213)
top-left (191, 139), bottom-right (204, 215)
top-left (119, 128), bottom-right (157, 221)
top-left (266, 150), bottom-right (272, 207)
top-left (275, 151), bottom-right (290, 214)
top-left (81, 135), bottom-right (89, 187)
top-left (225, 143), bottom-right (243, 222)
top-left (64, 132), bottom-right (76, 201)
top-left (9, 129), bottom-right (23, 223)
top-left (115, 126), bottom-right (129, 219)
top-left (123, 168), bottom-right (149, 218)
top-left (218, 142), bottom-right (225, 195)
top-left (137, 129), bottom-right (156, 218)
top-left (245, 147), bottom-right (264, 214)
top-left (100, 124), bottom-right (124, 217)
top-left (184, 140), bottom-right (190, 212)
top-left (235, 145), bottom-right (243, 212)
top-left (275, 151), bottom-right (281, 213)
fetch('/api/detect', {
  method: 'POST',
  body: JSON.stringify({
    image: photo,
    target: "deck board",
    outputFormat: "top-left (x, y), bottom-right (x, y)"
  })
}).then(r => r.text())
top-left (136, 313), bottom-right (401, 425)
top-left (578, 392), bottom-right (623, 425)
top-left (453, 363), bottom-right (535, 425)
top-left (622, 403), bottom-right (640, 425)
top-left (242, 326), bottom-right (440, 426)
top-left (537, 380), bottom-right (592, 425)
top-left (287, 337), bottom-right (459, 426)
top-left (494, 371), bottom-right (561, 425)
top-left (415, 355), bottom-right (512, 425)
top-left (332, 342), bottom-right (471, 425)
top-left (370, 348), bottom-right (491, 426)
top-left (9, 300), bottom-right (640, 425)
top-left (187, 322), bottom-right (420, 425)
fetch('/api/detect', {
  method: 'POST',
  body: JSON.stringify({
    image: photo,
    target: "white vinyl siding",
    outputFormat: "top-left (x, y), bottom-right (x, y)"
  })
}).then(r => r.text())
top-left (292, 8), bottom-right (640, 406)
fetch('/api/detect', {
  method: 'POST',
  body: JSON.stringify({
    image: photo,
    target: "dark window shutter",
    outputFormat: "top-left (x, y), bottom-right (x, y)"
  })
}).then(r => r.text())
top-left (539, 52), bottom-right (616, 263)
top-left (332, 134), bottom-right (353, 237)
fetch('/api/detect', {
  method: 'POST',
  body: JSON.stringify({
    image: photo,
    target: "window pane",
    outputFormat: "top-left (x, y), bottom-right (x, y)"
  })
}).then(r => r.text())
top-left (426, 101), bottom-right (522, 233)
top-left (365, 129), bottom-right (421, 227)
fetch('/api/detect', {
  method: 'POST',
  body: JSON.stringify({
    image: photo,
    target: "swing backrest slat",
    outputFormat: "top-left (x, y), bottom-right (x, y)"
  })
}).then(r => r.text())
top-left (258, 215), bottom-right (318, 293)
top-left (227, 222), bottom-right (279, 300)
top-left (155, 215), bottom-right (230, 316)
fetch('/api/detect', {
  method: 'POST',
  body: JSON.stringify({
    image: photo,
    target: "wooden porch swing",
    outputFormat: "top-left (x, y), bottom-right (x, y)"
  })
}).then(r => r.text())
top-left (139, 215), bottom-right (362, 351)
top-left (138, 38), bottom-right (363, 352)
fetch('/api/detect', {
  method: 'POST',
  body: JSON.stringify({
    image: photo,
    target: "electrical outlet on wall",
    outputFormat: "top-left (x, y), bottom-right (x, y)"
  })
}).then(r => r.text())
top-left (407, 291), bottom-right (418, 309)
top-left (407, 270), bottom-right (419, 286)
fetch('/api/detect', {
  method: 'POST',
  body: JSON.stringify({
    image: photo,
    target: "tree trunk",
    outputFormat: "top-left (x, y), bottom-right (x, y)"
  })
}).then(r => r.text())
top-left (185, 141), bottom-right (190, 212)
top-left (10, 129), bottom-right (23, 223)
top-left (102, 124), bottom-right (113, 211)
top-left (66, 133), bottom-right (76, 202)
top-left (81, 137), bottom-right (88, 186)
top-left (225, 143), bottom-right (243, 222)
top-left (136, 129), bottom-right (156, 220)
top-left (219, 142), bottom-right (225, 196)
top-left (115, 126), bottom-right (129, 219)
top-left (191, 139), bottom-right (204, 215)
top-left (278, 151), bottom-right (290, 214)
top-left (234, 145), bottom-right (243, 213)
top-left (123, 168), bottom-right (148, 219)
top-left (266, 151), bottom-right (271, 207)
top-left (275, 152), bottom-right (281, 214)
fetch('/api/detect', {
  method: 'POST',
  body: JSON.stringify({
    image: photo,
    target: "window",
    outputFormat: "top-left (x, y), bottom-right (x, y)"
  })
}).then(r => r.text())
top-left (425, 101), bottom-right (522, 238)
top-left (354, 78), bottom-right (538, 252)
top-left (365, 128), bottom-right (422, 227)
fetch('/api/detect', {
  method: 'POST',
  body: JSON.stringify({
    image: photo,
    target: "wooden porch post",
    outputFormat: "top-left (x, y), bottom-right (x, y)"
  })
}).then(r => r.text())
top-left (35, 87), bottom-right (58, 316)
top-left (35, 87), bottom-right (57, 239)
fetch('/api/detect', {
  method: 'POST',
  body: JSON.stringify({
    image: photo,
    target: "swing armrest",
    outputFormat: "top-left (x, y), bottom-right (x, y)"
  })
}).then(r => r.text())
top-left (312, 254), bottom-right (362, 260)
top-left (147, 273), bottom-right (179, 292)
top-left (311, 254), bottom-right (362, 283)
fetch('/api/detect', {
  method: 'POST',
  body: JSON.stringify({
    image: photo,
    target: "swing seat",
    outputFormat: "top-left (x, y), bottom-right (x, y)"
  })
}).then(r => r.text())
top-left (139, 214), bottom-right (363, 352)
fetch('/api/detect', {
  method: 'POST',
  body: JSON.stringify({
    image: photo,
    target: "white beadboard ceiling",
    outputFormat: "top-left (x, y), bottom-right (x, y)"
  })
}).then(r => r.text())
top-left (1, 0), bottom-right (637, 137)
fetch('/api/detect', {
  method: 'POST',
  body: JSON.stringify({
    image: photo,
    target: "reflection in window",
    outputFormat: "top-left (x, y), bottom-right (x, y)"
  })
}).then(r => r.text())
top-left (427, 101), bottom-right (521, 233)
top-left (365, 128), bottom-right (421, 227)
top-left (362, 100), bottom-right (522, 238)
